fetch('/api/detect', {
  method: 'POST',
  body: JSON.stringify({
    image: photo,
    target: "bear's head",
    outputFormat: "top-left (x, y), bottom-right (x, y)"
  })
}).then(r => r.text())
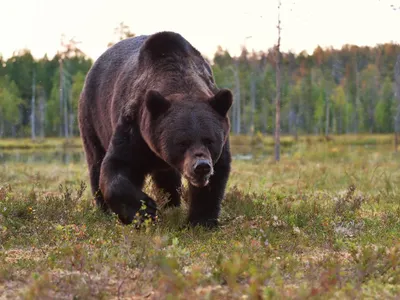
top-left (144, 89), bottom-right (233, 187)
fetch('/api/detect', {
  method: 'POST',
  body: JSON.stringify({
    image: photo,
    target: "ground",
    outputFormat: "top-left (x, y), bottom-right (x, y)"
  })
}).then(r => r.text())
top-left (0, 135), bottom-right (400, 299)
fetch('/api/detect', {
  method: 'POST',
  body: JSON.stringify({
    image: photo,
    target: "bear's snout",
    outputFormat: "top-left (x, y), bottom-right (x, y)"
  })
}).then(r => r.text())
top-left (193, 159), bottom-right (212, 176)
top-left (183, 157), bottom-right (214, 188)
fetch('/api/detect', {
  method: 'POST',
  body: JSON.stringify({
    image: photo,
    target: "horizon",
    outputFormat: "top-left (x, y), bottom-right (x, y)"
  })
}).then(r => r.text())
top-left (3, 37), bottom-right (400, 63)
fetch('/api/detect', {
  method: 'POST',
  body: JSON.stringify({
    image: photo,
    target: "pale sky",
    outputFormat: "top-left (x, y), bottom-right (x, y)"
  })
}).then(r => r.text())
top-left (1, 0), bottom-right (400, 62)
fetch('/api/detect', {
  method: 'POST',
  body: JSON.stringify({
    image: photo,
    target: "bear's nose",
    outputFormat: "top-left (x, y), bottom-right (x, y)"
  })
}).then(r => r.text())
top-left (194, 159), bottom-right (212, 175)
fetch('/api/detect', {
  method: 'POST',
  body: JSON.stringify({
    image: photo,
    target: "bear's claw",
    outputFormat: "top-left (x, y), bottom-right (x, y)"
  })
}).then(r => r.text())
top-left (117, 195), bottom-right (158, 226)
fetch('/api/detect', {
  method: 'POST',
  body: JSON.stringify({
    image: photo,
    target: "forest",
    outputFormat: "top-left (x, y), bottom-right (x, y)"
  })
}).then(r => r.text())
top-left (1, 30), bottom-right (400, 139)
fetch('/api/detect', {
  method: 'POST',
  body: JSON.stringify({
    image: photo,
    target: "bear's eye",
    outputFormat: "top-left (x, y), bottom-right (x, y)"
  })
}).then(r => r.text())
top-left (178, 140), bottom-right (191, 148)
top-left (203, 138), bottom-right (214, 146)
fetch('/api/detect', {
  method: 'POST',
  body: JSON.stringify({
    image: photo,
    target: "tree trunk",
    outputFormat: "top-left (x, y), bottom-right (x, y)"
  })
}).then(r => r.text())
top-left (39, 89), bottom-right (45, 139)
top-left (395, 107), bottom-right (400, 152)
top-left (242, 88), bottom-right (247, 134)
top-left (229, 103), bottom-right (234, 134)
top-left (394, 55), bottom-right (400, 152)
top-left (345, 92), bottom-right (350, 134)
top-left (59, 59), bottom-right (64, 137)
top-left (0, 114), bottom-right (4, 138)
top-left (230, 69), bottom-right (237, 134)
top-left (69, 86), bottom-right (74, 137)
top-left (332, 106), bottom-right (336, 134)
top-left (263, 97), bottom-right (268, 134)
top-left (296, 92), bottom-right (302, 140)
top-left (274, 0), bottom-right (282, 162)
top-left (236, 68), bottom-right (241, 135)
top-left (325, 91), bottom-right (329, 136)
top-left (11, 125), bottom-right (16, 138)
top-left (369, 106), bottom-right (374, 133)
top-left (31, 70), bottom-right (36, 140)
top-left (293, 112), bottom-right (299, 142)
top-left (69, 113), bottom-right (74, 137)
top-left (232, 65), bottom-right (241, 135)
top-left (355, 59), bottom-right (360, 133)
top-left (250, 73), bottom-right (256, 136)
top-left (63, 85), bottom-right (69, 138)
top-left (289, 109), bottom-right (295, 137)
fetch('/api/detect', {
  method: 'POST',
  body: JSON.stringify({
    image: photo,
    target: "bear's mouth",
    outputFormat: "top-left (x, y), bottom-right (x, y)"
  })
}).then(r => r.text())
top-left (186, 174), bottom-right (211, 188)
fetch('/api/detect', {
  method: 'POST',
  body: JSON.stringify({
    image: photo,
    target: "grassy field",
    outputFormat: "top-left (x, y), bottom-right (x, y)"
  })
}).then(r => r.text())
top-left (1, 135), bottom-right (400, 299)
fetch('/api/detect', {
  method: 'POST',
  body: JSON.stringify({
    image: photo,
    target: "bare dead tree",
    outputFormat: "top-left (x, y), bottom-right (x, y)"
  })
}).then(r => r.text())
top-left (30, 69), bottom-right (36, 140)
top-left (59, 55), bottom-right (64, 137)
top-left (332, 54), bottom-right (343, 133)
top-left (354, 56), bottom-right (360, 133)
top-left (263, 96), bottom-right (269, 134)
top-left (229, 65), bottom-right (241, 134)
top-left (324, 88), bottom-right (329, 136)
top-left (250, 72), bottom-right (256, 136)
top-left (274, 0), bottom-right (282, 162)
top-left (235, 65), bottom-right (241, 134)
top-left (69, 87), bottom-right (74, 136)
top-left (108, 22), bottom-right (136, 47)
top-left (63, 76), bottom-right (69, 138)
top-left (395, 54), bottom-right (400, 152)
top-left (39, 87), bottom-right (45, 139)
top-left (58, 35), bottom-right (82, 138)
top-left (0, 112), bottom-right (4, 137)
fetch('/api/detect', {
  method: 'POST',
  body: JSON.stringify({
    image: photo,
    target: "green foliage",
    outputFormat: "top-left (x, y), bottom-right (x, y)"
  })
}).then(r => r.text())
top-left (1, 137), bottom-right (400, 298)
top-left (0, 43), bottom-right (92, 138)
top-left (0, 76), bottom-right (24, 135)
top-left (46, 71), bottom-right (62, 136)
top-left (71, 72), bottom-right (85, 110)
top-left (375, 77), bottom-right (395, 132)
top-left (0, 77), bottom-right (23, 121)
top-left (212, 44), bottom-right (400, 136)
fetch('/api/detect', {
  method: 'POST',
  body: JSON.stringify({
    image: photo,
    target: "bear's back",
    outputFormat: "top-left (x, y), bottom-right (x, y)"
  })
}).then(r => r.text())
top-left (79, 32), bottom-right (214, 150)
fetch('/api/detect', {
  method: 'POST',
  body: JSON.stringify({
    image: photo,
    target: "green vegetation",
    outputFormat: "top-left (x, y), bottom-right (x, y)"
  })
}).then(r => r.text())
top-left (1, 135), bottom-right (400, 299)
top-left (0, 137), bottom-right (81, 150)
top-left (0, 133), bottom-right (396, 150)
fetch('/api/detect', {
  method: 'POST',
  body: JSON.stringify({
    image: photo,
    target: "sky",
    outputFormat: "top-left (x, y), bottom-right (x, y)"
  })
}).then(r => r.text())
top-left (1, 0), bottom-right (400, 62)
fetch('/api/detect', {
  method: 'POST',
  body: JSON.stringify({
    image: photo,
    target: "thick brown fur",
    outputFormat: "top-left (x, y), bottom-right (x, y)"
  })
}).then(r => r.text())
top-left (78, 31), bottom-right (232, 227)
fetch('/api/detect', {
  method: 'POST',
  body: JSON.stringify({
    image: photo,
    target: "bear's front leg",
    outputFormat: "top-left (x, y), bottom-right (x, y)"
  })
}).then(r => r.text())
top-left (99, 121), bottom-right (157, 225)
top-left (187, 143), bottom-right (231, 228)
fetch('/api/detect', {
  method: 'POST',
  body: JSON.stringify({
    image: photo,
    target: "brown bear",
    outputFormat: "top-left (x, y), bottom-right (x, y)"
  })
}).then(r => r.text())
top-left (78, 31), bottom-right (233, 228)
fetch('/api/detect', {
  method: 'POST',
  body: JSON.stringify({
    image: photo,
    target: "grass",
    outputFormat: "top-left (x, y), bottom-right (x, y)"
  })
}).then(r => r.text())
top-left (0, 137), bottom-right (82, 150)
top-left (0, 133), bottom-right (396, 150)
top-left (1, 135), bottom-right (400, 299)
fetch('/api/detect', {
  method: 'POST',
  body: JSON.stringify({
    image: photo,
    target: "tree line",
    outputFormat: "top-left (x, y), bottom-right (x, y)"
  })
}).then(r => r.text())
top-left (1, 31), bottom-right (400, 139)
top-left (0, 39), bottom-right (92, 138)
top-left (213, 43), bottom-right (400, 138)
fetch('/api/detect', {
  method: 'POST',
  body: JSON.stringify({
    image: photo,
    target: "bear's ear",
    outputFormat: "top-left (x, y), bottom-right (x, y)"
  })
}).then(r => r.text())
top-left (209, 89), bottom-right (233, 117)
top-left (146, 90), bottom-right (171, 118)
